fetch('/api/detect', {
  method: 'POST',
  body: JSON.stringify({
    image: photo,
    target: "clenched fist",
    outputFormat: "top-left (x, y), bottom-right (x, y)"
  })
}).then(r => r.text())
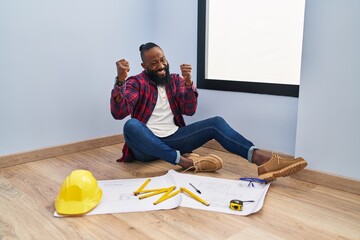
top-left (180, 64), bottom-right (192, 86)
top-left (116, 59), bottom-right (130, 81)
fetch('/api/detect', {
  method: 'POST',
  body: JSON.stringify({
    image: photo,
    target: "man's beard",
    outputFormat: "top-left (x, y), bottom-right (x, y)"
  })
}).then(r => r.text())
top-left (146, 64), bottom-right (171, 86)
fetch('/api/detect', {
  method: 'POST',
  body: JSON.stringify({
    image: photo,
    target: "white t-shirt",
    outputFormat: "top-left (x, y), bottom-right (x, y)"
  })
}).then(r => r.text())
top-left (146, 85), bottom-right (179, 137)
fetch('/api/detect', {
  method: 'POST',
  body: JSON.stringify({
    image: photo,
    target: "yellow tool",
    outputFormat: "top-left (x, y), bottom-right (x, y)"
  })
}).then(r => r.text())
top-left (152, 186), bottom-right (176, 204)
top-left (138, 188), bottom-right (171, 200)
top-left (153, 188), bottom-right (181, 205)
top-left (134, 179), bottom-right (210, 206)
top-left (134, 179), bottom-right (178, 204)
top-left (134, 187), bottom-right (171, 196)
top-left (229, 199), bottom-right (243, 211)
top-left (181, 187), bottom-right (209, 206)
top-left (133, 178), bottom-right (151, 195)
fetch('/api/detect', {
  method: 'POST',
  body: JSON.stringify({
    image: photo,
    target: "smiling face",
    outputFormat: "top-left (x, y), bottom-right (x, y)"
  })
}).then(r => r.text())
top-left (141, 47), bottom-right (170, 85)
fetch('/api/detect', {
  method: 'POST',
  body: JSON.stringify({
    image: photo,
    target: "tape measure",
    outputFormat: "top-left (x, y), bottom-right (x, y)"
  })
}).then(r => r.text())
top-left (229, 199), bottom-right (243, 211)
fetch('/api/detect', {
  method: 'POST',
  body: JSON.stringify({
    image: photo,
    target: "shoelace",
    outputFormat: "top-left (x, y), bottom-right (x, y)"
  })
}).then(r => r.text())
top-left (182, 156), bottom-right (207, 173)
top-left (182, 166), bottom-right (194, 173)
top-left (270, 153), bottom-right (285, 165)
top-left (182, 154), bottom-right (222, 173)
top-left (272, 153), bottom-right (295, 165)
top-left (274, 153), bottom-right (281, 164)
top-left (181, 153), bottom-right (202, 173)
top-left (182, 162), bottom-right (201, 173)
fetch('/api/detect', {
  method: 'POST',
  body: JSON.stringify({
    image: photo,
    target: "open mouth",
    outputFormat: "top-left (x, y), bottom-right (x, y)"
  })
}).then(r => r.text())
top-left (157, 69), bottom-right (166, 77)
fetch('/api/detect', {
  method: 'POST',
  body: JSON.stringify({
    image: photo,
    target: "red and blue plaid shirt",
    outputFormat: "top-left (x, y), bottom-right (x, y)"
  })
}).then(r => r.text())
top-left (110, 71), bottom-right (198, 162)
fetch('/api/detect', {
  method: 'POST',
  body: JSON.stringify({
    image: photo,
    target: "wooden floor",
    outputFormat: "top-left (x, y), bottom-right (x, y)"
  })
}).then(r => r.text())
top-left (0, 143), bottom-right (359, 240)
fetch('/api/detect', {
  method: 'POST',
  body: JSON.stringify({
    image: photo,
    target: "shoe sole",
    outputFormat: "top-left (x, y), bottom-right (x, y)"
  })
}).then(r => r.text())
top-left (258, 159), bottom-right (307, 182)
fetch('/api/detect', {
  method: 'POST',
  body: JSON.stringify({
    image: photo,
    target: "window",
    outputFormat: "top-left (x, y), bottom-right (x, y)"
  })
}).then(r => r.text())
top-left (197, 0), bottom-right (306, 97)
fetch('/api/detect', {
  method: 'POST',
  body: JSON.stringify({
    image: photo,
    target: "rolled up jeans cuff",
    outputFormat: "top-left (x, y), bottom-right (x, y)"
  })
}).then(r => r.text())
top-left (175, 150), bottom-right (181, 164)
top-left (247, 146), bottom-right (258, 163)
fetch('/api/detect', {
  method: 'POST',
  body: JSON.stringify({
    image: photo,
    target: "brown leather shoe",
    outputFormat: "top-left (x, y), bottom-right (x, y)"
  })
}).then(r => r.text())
top-left (258, 153), bottom-right (307, 182)
top-left (184, 153), bottom-right (223, 172)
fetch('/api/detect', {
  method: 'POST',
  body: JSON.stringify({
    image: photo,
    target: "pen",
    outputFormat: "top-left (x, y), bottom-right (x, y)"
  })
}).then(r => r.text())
top-left (189, 183), bottom-right (201, 194)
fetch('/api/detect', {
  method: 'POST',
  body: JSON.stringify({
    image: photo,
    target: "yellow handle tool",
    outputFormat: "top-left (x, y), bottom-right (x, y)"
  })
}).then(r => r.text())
top-left (229, 199), bottom-right (243, 211)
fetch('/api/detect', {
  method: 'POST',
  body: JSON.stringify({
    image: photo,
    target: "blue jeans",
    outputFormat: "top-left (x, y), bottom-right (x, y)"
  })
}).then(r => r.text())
top-left (123, 116), bottom-right (256, 165)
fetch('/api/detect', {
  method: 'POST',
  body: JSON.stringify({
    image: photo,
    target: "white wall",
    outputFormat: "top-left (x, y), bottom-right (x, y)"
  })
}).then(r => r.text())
top-left (2, 0), bottom-right (358, 180)
top-left (154, 0), bottom-right (299, 154)
top-left (0, 0), bottom-right (153, 155)
top-left (1, 0), bottom-right (297, 157)
top-left (156, 0), bottom-right (360, 180)
top-left (296, 0), bottom-right (360, 180)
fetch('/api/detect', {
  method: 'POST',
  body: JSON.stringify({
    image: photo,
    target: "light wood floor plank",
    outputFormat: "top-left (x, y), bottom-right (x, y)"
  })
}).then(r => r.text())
top-left (0, 143), bottom-right (359, 239)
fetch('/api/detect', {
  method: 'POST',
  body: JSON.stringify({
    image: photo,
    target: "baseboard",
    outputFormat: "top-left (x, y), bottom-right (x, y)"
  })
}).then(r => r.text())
top-left (203, 140), bottom-right (360, 195)
top-left (291, 169), bottom-right (360, 195)
top-left (0, 134), bottom-right (124, 168)
top-left (1, 137), bottom-right (359, 195)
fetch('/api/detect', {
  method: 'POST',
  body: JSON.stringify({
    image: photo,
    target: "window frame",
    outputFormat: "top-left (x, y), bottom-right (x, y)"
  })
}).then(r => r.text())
top-left (197, 0), bottom-right (300, 97)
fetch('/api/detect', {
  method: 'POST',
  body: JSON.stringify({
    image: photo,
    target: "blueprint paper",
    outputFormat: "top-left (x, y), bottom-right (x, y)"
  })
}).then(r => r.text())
top-left (170, 170), bottom-right (270, 216)
top-left (54, 170), bottom-right (270, 217)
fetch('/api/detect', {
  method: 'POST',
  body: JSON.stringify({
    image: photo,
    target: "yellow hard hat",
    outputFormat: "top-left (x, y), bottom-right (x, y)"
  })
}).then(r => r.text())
top-left (55, 170), bottom-right (102, 215)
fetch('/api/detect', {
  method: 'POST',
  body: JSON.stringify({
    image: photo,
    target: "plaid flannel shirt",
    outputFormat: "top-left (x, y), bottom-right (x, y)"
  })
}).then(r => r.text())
top-left (110, 71), bottom-right (198, 162)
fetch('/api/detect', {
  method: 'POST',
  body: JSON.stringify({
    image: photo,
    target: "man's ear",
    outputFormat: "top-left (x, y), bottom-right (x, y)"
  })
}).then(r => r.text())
top-left (141, 62), bottom-right (145, 69)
